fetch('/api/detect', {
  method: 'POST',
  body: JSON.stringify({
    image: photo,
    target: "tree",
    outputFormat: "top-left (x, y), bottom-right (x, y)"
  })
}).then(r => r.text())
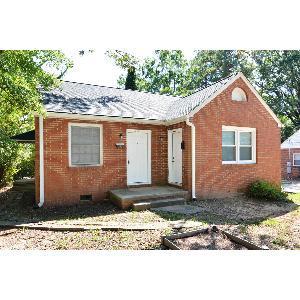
top-left (135, 50), bottom-right (189, 96)
top-left (125, 67), bottom-right (137, 90)
top-left (252, 50), bottom-right (300, 140)
top-left (0, 50), bottom-right (72, 186)
top-left (186, 50), bottom-right (255, 91)
top-left (106, 50), bottom-right (139, 90)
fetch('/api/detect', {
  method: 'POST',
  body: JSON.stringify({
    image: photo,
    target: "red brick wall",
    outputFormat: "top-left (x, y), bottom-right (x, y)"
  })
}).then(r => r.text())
top-left (35, 117), bottom-right (168, 206)
top-left (193, 78), bottom-right (281, 198)
top-left (281, 148), bottom-right (300, 179)
top-left (35, 78), bottom-right (281, 205)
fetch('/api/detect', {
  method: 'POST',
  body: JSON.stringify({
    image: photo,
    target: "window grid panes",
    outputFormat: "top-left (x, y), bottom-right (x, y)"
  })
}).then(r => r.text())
top-left (222, 131), bottom-right (236, 162)
top-left (294, 154), bottom-right (300, 166)
top-left (71, 126), bottom-right (101, 165)
top-left (222, 128), bottom-right (255, 164)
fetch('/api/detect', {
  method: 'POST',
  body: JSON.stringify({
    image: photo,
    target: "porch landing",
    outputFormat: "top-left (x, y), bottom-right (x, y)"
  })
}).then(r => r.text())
top-left (109, 186), bottom-right (189, 210)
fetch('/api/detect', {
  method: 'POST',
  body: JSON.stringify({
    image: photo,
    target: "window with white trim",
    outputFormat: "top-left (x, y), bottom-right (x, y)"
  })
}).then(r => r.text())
top-left (69, 123), bottom-right (103, 166)
top-left (222, 126), bottom-right (256, 164)
top-left (232, 87), bottom-right (247, 101)
top-left (293, 153), bottom-right (300, 166)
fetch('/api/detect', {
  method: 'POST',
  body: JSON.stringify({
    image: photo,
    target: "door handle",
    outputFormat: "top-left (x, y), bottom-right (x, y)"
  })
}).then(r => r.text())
top-left (128, 160), bottom-right (130, 164)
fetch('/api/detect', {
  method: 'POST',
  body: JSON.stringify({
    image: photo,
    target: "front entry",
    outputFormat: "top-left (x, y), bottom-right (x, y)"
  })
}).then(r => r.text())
top-left (127, 129), bottom-right (151, 185)
top-left (168, 128), bottom-right (182, 185)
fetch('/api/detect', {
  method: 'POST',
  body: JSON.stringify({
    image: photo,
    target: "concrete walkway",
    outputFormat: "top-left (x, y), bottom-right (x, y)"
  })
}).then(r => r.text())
top-left (282, 180), bottom-right (300, 193)
top-left (152, 204), bottom-right (203, 215)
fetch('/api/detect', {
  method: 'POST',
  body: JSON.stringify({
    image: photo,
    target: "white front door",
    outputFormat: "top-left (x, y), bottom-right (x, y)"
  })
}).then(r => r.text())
top-left (168, 128), bottom-right (182, 185)
top-left (127, 129), bottom-right (151, 185)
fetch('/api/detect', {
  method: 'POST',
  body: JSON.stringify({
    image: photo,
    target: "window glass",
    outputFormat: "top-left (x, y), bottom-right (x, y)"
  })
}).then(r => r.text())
top-left (71, 126), bottom-right (100, 165)
top-left (240, 132), bottom-right (252, 145)
top-left (294, 154), bottom-right (300, 166)
top-left (222, 146), bottom-right (236, 161)
top-left (240, 147), bottom-right (252, 160)
top-left (222, 131), bottom-right (235, 145)
top-left (232, 87), bottom-right (247, 101)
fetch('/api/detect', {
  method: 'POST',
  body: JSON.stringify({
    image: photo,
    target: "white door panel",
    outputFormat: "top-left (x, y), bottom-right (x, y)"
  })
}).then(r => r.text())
top-left (168, 128), bottom-right (182, 185)
top-left (127, 130), bottom-right (151, 185)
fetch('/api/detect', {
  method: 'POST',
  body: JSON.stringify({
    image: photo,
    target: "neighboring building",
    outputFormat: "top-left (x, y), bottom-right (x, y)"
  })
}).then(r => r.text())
top-left (26, 72), bottom-right (281, 207)
top-left (281, 130), bottom-right (300, 180)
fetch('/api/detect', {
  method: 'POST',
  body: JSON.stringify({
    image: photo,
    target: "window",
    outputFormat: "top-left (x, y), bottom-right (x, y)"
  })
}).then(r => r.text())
top-left (293, 153), bottom-right (300, 166)
top-left (232, 87), bottom-right (247, 101)
top-left (222, 126), bottom-right (256, 164)
top-left (69, 123), bottom-right (103, 166)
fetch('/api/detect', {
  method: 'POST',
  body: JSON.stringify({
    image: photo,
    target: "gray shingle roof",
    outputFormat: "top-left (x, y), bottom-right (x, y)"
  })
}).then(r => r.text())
top-left (43, 74), bottom-right (236, 122)
top-left (281, 129), bottom-right (300, 149)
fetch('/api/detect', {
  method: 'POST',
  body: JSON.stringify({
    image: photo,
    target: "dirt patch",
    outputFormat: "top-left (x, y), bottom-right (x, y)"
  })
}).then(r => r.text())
top-left (191, 196), bottom-right (297, 224)
top-left (173, 228), bottom-right (248, 250)
top-left (0, 228), bottom-right (166, 250)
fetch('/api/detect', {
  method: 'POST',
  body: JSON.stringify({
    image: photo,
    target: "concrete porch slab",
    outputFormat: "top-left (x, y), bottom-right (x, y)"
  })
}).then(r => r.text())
top-left (152, 204), bottom-right (203, 215)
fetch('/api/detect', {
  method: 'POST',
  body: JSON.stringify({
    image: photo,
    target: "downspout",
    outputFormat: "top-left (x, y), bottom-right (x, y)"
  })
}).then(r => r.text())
top-left (38, 115), bottom-right (44, 207)
top-left (186, 117), bottom-right (196, 200)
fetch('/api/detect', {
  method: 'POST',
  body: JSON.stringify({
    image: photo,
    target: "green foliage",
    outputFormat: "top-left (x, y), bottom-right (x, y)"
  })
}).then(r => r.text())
top-left (186, 50), bottom-right (255, 91)
top-left (253, 50), bottom-right (300, 139)
top-left (0, 50), bottom-right (72, 186)
top-left (136, 50), bottom-right (190, 96)
top-left (247, 180), bottom-right (287, 201)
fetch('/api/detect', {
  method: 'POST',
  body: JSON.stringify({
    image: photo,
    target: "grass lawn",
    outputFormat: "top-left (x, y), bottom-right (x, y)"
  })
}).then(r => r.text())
top-left (0, 186), bottom-right (299, 250)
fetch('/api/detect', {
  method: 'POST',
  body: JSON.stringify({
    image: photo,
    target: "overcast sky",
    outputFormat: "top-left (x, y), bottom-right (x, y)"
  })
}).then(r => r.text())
top-left (62, 49), bottom-right (195, 88)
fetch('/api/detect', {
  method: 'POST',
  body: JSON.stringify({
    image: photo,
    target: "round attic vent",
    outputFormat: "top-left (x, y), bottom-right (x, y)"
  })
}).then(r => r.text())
top-left (232, 87), bottom-right (247, 101)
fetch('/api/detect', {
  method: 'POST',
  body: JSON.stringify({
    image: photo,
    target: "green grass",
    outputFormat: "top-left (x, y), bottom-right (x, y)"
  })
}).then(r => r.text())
top-left (288, 193), bottom-right (300, 205)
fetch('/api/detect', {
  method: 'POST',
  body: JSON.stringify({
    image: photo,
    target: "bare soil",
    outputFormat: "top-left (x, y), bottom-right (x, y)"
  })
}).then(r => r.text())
top-left (173, 228), bottom-right (248, 250)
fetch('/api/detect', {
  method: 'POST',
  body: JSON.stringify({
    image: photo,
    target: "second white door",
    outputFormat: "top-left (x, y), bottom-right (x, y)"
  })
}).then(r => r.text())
top-left (168, 128), bottom-right (182, 185)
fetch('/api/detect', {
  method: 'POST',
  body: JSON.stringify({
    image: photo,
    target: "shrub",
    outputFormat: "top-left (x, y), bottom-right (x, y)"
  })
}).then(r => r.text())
top-left (247, 180), bottom-right (287, 201)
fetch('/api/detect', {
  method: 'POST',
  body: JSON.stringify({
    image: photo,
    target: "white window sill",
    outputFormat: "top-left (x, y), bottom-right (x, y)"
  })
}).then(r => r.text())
top-left (222, 161), bottom-right (256, 165)
top-left (69, 164), bottom-right (102, 168)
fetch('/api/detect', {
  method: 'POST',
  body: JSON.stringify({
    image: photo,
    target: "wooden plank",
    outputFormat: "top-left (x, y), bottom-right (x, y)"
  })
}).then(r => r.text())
top-left (162, 237), bottom-right (181, 250)
top-left (162, 226), bottom-right (267, 250)
top-left (162, 227), bottom-right (209, 241)
top-left (221, 230), bottom-right (268, 250)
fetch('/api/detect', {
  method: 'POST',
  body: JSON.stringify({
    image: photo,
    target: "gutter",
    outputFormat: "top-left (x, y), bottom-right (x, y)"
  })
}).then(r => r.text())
top-left (185, 117), bottom-right (196, 200)
top-left (38, 115), bottom-right (44, 207)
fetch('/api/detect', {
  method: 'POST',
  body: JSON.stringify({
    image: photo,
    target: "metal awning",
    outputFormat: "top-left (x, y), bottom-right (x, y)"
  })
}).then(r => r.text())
top-left (10, 130), bottom-right (35, 143)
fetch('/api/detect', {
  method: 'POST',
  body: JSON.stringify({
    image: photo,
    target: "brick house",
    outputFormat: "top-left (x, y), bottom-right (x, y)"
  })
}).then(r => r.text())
top-left (281, 130), bottom-right (300, 180)
top-left (31, 72), bottom-right (281, 208)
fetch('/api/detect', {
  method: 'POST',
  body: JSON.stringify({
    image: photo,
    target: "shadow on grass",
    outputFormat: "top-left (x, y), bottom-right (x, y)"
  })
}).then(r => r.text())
top-left (151, 197), bottom-right (299, 226)
top-left (0, 188), bottom-right (299, 228)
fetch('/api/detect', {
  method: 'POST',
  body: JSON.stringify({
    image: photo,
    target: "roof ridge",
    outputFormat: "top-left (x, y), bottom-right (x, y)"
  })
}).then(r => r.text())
top-left (182, 73), bottom-right (237, 99)
top-left (61, 80), bottom-right (180, 99)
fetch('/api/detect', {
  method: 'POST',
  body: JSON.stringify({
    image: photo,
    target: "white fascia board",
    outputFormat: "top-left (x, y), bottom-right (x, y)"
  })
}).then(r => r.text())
top-left (45, 112), bottom-right (165, 125)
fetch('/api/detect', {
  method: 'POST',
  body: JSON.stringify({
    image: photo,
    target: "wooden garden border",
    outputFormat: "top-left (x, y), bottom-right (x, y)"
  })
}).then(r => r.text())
top-left (162, 226), bottom-right (268, 250)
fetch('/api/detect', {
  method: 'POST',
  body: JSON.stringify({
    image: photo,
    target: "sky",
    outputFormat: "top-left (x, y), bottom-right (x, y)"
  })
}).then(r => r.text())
top-left (62, 49), bottom-right (195, 88)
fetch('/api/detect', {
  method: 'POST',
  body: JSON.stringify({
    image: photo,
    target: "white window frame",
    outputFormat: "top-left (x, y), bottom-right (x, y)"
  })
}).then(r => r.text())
top-left (293, 153), bottom-right (300, 166)
top-left (222, 126), bottom-right (256, 165)
top-left (68, 123), bottom-right (103, 167)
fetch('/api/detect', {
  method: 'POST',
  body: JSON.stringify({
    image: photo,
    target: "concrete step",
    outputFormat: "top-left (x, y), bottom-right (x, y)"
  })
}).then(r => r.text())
top-left (133, 197), bottom-right (186, 211)
top-left (110, 186), bottom-right (189, 209)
